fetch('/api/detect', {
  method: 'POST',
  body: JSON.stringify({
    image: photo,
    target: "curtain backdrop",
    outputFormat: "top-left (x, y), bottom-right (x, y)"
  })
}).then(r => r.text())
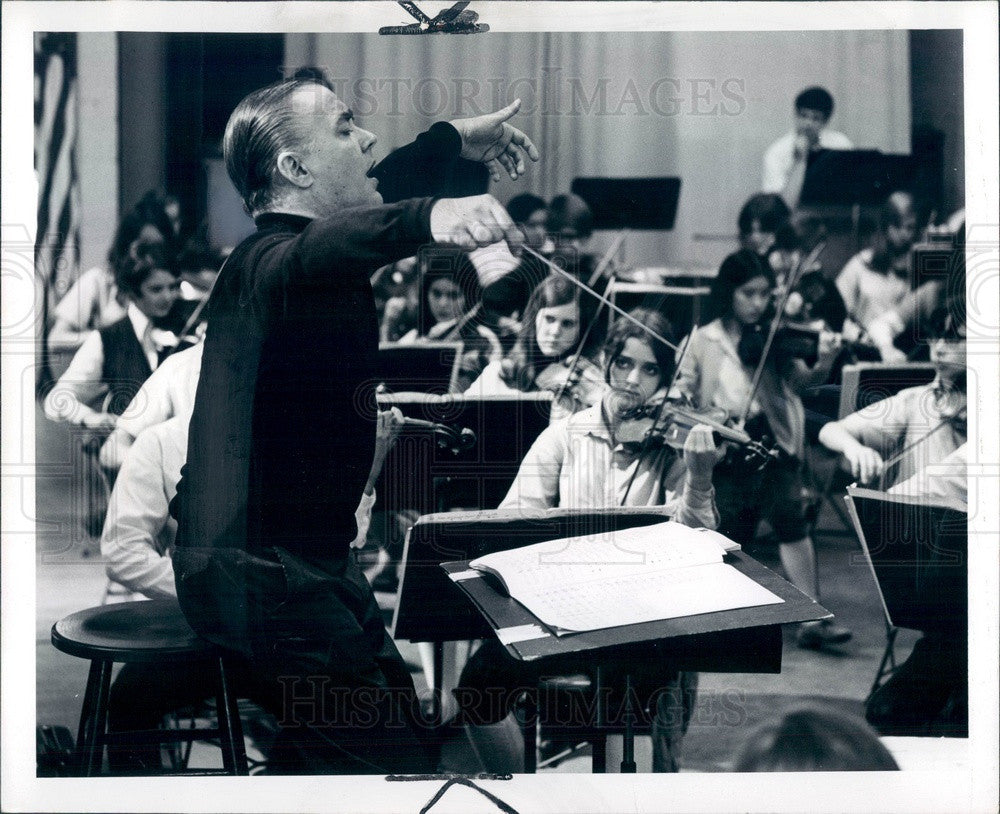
top-left (287, 30), bottom-right (910, 270)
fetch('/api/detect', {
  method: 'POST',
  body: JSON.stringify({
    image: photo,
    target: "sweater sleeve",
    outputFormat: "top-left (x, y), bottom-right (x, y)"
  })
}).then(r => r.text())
top-left (282, 198), bottom-right (436, 286)
top-left (371, 122), bottom-right (463, 203)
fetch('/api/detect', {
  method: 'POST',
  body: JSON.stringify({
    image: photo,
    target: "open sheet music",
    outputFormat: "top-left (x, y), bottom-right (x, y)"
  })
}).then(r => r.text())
top-left (469, 521), bottom-right (783, 634)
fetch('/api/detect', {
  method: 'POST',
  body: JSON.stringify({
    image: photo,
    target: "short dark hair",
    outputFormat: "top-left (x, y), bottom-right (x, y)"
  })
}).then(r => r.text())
top-left (223, 78), bottom-right (323, 215)
top-left (108, 190), bottom-right (178, 272)
top-left (734, 705), bottom-right (900, 772)
top-left (708, 249), bottom-right (775, 322)
top-left (506, 193), bottom-right (547, 225)
top-left (116, 241), bottom-right (178, 300)
top-left (795, 86), bottom-right (834, 119)
top-left (602, 308), bottom-right (676, 385)
top-left (737, 193), bottom-right (792, 241)
top-left (548, 194), bottom-right (594, 241)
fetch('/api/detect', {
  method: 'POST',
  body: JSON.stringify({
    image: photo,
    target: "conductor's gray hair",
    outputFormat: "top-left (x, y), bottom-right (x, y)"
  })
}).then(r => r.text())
top-left (223, 78), bottom-right (327, 216)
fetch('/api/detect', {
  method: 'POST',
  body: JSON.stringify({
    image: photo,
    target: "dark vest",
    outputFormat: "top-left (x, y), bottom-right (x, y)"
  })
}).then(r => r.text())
top-left (99, 317), bottom-right (153, 415)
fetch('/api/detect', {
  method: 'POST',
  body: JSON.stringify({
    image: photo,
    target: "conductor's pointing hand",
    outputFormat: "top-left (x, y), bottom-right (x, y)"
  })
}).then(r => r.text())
top-left (450, 99), bottom-right (541, 182)
top-left (431, 194), bottom-right (525, 253)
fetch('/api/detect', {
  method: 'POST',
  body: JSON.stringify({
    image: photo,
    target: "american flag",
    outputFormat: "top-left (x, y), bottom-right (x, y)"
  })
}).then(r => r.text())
top-left (34, 32), bottom-right (80, 391)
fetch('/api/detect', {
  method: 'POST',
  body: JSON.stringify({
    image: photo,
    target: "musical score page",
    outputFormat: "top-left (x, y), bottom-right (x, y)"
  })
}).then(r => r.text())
top-left (470, 522), bottom-right (783, 634)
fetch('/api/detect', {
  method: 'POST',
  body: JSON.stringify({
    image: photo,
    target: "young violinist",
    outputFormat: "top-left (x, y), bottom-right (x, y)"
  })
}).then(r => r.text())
top-left (468, 274), bottom-right (604, 416)
top-left (396, 245), bottom-right (481, 343)
top-left (674, 249), bottom-right (848, 650)
top-left (446, 310), bottom-right (719, 774)
top-left (817, 316), bottom-right (967, 490)
top-left (836, 190), bottom-right (918, 343)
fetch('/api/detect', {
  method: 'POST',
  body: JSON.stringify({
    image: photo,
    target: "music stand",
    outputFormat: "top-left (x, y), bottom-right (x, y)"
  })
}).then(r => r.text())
top-left (837, 363), bottom-right (937, 420)
top-left (605, 280), bottom-right (711, 338)
top-left (571, 178), bottom-right (681, 231)
top-left (375, 341), bottom-right (463, 394)
top-left (399, 508), bottom-right (829, 771)
top-left (845, 487), bottom-right (968, 699)
top-left (799, 149), bottom-right (917, 208)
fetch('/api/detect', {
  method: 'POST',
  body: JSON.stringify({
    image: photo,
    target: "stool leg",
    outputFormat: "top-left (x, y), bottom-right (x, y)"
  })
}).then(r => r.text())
top-left (214, 658), bottom-right (248, 776)
top-left (592, 666), bottom-right (606, 774)
top-left (73, 660), bottom-right (101, 775)
top-left (84, 660), bottom-right (113, 776)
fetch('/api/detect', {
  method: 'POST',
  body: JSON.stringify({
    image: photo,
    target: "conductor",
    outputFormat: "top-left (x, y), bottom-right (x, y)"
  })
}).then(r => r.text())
top-left (171, 74), bottom-right (537, 774)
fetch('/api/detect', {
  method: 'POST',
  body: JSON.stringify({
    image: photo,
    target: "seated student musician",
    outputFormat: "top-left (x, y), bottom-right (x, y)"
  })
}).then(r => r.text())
top-left (48, 192), bottom-right (181, 352)
top-left (449, 309), bottom-right (720, 774)
top-left (101, 408), bottom-right (405, 773)
top-left (395, 244), bottom-right (495, 391)
top-left (547, 192), bottom-right (598, 285)
top-left (397, 245), bottom-right (481, 342)
top-left (738, 193), bottom-right (792, 258)
top-left (867, 218), bottom-right (965, 364)
top-left (674, 249), bottom-right (849, 650)
top-left (817, 314), bottom-right (967, 489)
top-left (733, 704), bottom-right (899, 772)
top-left (762, 86), bottom-right (853, 207)
top-left (819, 322), bottom-right (968, 739)
top-left (836, 190), bottom-right (918, 345)
top-left (468, 274), bottom-right (604, 417)
top-left (43, 241), bottom-right (193, 431)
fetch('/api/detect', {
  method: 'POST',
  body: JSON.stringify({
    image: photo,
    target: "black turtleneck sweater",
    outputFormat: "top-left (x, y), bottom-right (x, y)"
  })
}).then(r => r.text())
top-left (171, 124), bottom-right (460, 651)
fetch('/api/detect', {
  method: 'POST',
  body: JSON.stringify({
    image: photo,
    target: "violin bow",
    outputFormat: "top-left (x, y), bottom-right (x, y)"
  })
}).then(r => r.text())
top-left (586, 229), bottom-right (629, 289)
top-left (737, 240), bottom-right (825, 427)
top-left (440, 301), bottom-right (482, 342)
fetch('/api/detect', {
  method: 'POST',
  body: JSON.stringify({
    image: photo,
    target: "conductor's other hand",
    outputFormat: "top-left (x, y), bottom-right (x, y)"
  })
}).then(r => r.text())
top-left (683, 424), bottom-right (718, 491)
top-left (450, 99), bottom-right (541, 182)
top-left (431, 194), bottom-right (525, 253)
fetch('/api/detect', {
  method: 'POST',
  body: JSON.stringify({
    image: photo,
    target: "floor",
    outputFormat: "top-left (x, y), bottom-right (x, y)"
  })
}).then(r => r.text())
top-left (33, 403), bottom-right (961, 776)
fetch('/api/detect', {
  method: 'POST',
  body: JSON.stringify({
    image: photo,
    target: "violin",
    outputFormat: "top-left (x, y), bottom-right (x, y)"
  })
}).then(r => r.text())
top-left (615, 398), bottom-right (777, 471)
top-left (533, 358), bottom-right (608, 412)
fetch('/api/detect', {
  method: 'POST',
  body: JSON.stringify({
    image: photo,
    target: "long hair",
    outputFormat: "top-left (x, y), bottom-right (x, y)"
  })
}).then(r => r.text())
top-left (500, 275), bottom-right (600, 390)
top-left (602, 308), bottom-right (676, 386)
top-left (707, 249), bottom-right (775, 324)
top-left (415, 244), bottom-right (481, 337)
top-left (223, 78), bottom-right (322, 215)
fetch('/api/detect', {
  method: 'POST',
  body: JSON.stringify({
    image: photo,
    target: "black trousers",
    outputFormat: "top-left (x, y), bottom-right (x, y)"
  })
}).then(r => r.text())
top-left (114, 554), bottom-right (433, 775)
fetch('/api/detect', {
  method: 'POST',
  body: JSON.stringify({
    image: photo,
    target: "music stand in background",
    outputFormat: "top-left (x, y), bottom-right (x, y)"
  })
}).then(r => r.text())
top-left (800, 150), bottom-right (917, 209)
top-left (570, 177), bottom-right (682, 232)
top-left (845, 487), bottom-right (968, 700)
top-left (837, 362), bottom-right (937, 420)
top-left (375, 341), bottom-right (463, 394)
top-left (605, 280), bottom-right (710, 339)
top-left (570, 177), bottom-right (682, 280)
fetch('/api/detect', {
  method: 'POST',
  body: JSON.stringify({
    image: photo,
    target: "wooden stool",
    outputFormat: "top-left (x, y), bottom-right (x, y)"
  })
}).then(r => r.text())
top-left (51, 599), bottom-right (249, 776)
